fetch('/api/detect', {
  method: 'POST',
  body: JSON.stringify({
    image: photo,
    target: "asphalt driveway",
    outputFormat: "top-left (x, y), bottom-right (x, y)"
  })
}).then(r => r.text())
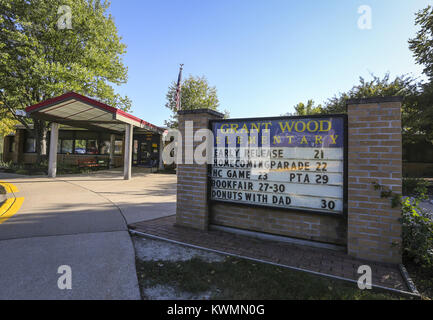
top-left (0, 170), bottom-right (177, 300)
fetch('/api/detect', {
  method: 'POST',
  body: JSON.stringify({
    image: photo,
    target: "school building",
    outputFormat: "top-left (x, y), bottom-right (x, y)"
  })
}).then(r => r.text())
top-left (2, 92), bottom-right (166, 179)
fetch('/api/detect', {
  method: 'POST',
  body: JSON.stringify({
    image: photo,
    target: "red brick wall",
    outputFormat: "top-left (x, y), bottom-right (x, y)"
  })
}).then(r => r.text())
top-left (176, 109), bottom-right (224, 230)
top-left (347, 97), bottom-right (402, 264)
top-left (210, 203), bottom-right (346, 245)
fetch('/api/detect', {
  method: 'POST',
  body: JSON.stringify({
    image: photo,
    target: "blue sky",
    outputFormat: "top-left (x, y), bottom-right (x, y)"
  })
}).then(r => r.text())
top-left (108, 0), bottom-right (431, 126)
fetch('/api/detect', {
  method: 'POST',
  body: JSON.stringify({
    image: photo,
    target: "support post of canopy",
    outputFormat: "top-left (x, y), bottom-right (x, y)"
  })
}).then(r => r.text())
top-left (109, 134), bottom-right (116, 169)
top-left (124, 123), bottom-right (133, 180)
top-left (159, 133), bottom-right (164, 170)
top-left (48, 122), bottom-right (59, 178)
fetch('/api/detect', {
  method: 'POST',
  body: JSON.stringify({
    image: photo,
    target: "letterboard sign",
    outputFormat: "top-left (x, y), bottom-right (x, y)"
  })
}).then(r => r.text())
top-left (209, 115), bottom-right (346, 215)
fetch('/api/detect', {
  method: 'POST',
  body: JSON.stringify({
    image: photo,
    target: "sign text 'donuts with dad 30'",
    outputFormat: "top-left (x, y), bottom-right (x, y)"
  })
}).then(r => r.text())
top-left (209, 115), bottom-right (347, 215)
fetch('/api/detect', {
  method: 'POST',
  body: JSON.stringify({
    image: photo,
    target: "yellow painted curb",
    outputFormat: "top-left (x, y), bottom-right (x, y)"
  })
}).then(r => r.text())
top-left (0, 198), bottom-right (15, 216)
top-left (0, 181), bottom-right (19, 193)
top-left (0, 197), bottom-right (24, 224)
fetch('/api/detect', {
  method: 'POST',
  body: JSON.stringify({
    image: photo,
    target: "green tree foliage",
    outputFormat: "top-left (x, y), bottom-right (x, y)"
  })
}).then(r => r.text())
top-left (298, 74), bottom-right (426, 147)
top-left (409, 5), bottom-right (433, 81)
top-left (408, 5), bottom-right (433, 144)
top-left (323, 74), bottom-right (424, 144)
top-left (165, 75), bottom-right (222, 128)
top-left (0, 0), bottom-right (130, 162)
top-left (293, 100), bottom-right (323, 116)
top-left (0, 118), bottom-right (17, 138)
top-left (321, 74), bottom-right (418, 114)
top-left (401, 196), bottom-right (433, 268)
top-left (0, 101), bottom-right (17, 137)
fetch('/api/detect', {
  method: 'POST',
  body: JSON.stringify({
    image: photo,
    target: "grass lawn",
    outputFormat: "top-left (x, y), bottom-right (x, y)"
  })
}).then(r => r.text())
top-left (136, 256), bottom-right (410, 300)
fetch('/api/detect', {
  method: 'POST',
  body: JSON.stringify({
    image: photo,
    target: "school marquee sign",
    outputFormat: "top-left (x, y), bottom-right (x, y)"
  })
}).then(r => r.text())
top-left (177, 97), bottom-right (403, 264)
top-left (209, 115), bottom-right (347, 215)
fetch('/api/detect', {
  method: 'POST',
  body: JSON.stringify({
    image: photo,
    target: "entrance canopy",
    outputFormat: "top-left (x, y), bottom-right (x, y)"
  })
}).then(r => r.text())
top-left (25, 92), bottom-right (165, 180)
top-left (25, 92), bottom-right (163, 134)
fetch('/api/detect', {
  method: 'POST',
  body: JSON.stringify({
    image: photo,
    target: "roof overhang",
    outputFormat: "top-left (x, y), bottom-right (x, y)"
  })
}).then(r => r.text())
top-left (25, 92), bottom-right (164, 134)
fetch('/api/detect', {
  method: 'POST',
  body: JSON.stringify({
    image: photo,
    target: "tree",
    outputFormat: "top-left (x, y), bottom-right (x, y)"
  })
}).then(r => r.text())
top-left (321, 74), bottom-right (417, 114)
top-left (293, 100), bottom-right (323, 116)
top-left (288, 74), bottom-right (423, 145)
top-left (408, 5), bottom-right (433, 144)
top-left (0, 101), bottom-right (17, 137)
top-left (409, 5), bottom-right (433, 81)
top-left (321, 74), bottom-right (425, 146)
top-left (0, 0), bottom-right (131, 163)
top-left (164, 75), bottom-right (222, 128)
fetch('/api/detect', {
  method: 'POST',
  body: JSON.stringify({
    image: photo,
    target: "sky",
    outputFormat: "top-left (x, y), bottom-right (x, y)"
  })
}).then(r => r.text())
top-left (107, 0), bottom-right (432, 126)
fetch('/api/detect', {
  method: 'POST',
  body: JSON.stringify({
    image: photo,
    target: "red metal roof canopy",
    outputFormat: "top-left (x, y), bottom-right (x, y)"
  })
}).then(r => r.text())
top-left (25, 92), bottom-right (163, 134)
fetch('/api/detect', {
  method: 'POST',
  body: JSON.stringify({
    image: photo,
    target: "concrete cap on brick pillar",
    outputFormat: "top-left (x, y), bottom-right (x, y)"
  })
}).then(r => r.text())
top-left (346, 96), bottom-right (403, 107)
top-left (178, 108), bottom-right (225, 118)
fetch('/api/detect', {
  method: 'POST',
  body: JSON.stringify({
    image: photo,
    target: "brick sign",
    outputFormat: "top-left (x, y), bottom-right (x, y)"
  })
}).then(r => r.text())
top-left (210, 115), bottom-right (347, 214)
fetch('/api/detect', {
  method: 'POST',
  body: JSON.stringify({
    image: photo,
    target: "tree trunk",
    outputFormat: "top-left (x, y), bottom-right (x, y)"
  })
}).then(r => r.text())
top-left (34, 119), bottom-right (48, 165)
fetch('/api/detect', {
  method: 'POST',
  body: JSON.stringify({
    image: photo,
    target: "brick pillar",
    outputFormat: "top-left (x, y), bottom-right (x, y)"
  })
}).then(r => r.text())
top-left (176, 109), bottom-right (224, 230)
top-left (347, 97), bottom-right (403, 264)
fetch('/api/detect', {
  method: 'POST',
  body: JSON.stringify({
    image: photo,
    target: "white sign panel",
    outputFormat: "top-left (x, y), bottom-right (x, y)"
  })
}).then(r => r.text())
top-left (210, 116), bottom-right (346, 214)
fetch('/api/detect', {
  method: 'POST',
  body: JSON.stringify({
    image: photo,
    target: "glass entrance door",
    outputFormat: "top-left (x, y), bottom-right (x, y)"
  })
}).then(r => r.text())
top-left (132, 135), bottom-right (153, 166)
top-left (139, 141), bottom-right (152, 165)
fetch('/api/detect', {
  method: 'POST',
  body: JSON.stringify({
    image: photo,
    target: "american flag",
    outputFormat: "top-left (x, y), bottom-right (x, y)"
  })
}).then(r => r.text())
top-left (175, 64), bottom-right (184, 110)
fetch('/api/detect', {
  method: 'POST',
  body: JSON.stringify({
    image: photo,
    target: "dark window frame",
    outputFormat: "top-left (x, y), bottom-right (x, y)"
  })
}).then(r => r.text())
top-left (54, 130), bottom-right (122, 156)
top-left (23, 130), bottom-right (36, 153)
top-left (8, 136), bottom-right (15, 153)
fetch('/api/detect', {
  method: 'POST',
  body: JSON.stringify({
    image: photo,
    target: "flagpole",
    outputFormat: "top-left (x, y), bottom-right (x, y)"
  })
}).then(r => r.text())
top-left (175, 64), bottom-right (184, 111)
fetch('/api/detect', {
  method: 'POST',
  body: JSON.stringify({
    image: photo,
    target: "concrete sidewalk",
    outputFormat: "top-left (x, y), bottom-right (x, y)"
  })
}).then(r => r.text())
top-left (0, 169), bottom-right (176, 300)
top-left (57, 169), bottom-right (177, 224)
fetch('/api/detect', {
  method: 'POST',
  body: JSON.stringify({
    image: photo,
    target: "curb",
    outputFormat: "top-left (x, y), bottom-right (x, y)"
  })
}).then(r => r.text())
top-left (399, 264), bottom-right (420, 296)
top-left (129, 229), bottom-right (421, 299)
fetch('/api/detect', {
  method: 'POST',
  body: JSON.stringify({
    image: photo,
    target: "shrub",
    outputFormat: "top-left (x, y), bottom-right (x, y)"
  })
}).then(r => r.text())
top-left (0, 160), bottom-right (13, 169)
top-left (15, 169), bottom-right (28, 175)
top-left (401, 196), bottom-right (433, 268)
top-left (402, 178), bottom-right (430, 199)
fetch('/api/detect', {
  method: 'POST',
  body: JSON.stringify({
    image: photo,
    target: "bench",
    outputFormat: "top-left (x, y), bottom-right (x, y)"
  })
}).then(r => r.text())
top-left (77, 158), bottom-right (109, 169)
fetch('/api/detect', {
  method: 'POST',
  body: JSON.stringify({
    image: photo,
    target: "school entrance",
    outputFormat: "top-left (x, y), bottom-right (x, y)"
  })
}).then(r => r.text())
top-left (18, 92), bottom-right (165, 180)
top-left (133, 132), bottom-right (161, 167)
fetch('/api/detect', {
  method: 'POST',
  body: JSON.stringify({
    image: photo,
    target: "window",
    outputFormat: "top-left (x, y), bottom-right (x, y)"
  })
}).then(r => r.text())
top-left (114, 140), bottom-right (123, 155)
top-left (57, 130), bottom-right (74, 154)
top-left (86, 140), bottom-right (98, 154)
top-left (23, 131), bottom-right (36, 153)
top-left (99, 140), bottom-right (110, 155)
top-left (57, 139), bottom-right (73, 154)
top-left (62, 140), bottom-right (73, 154)
top-left (74, 139), bottom-right (86, 154)
top-left (9, 136), bottom-right (15, 153)
top-left (24, 138), bottom-right (36, 153)
top-left (52, 130), bottom-right (124, 155)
